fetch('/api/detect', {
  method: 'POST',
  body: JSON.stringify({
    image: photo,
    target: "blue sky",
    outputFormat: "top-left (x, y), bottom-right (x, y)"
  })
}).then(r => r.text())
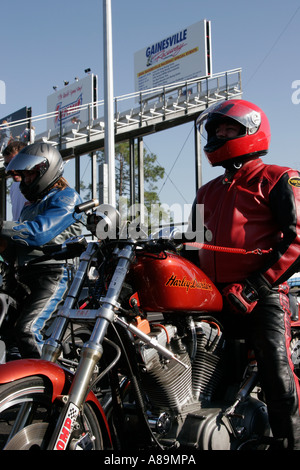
top-left (1, 0), bottom-right (300, 216)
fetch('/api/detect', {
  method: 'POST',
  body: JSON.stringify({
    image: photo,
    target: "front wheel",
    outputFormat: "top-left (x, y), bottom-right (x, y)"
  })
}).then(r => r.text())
top-left (0, 376), bottom-right (103, 450)
top-left (291, 333), bottom-right (300, 380)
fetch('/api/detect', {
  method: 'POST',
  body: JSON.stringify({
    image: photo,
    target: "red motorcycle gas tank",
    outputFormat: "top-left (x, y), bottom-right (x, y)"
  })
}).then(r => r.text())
top-left (130, 251), bottom-right (223, 313)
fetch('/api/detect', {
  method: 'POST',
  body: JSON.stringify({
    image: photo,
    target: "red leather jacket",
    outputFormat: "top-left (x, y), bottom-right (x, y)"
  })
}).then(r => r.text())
top-left (192, 158), bottom-right (300, 285)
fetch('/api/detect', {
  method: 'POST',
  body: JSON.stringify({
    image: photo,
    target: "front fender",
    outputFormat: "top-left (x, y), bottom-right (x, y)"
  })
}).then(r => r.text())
top-left (0, 359), bottom-right (68, 401)
top-left (0, 359), bottom-right (113, 447)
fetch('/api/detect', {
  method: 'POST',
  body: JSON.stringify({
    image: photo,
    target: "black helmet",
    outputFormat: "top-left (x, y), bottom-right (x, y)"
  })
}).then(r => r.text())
top-left (6, 143), bottom-right (64, 201)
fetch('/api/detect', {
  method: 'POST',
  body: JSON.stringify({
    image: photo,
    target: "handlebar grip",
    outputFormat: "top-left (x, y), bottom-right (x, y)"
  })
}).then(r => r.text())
top-left (74, 199), bottom-right (100, 214)
top-left (172, 231), bottom-right (196, 243)
top-left (42, 244), bottom-right (62, 254)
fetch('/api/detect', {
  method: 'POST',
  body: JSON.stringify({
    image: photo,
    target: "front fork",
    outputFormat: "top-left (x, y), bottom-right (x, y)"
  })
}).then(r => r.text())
top-left (41, 241), bottom-right (99, 363)
top-left (44, 242), bottom-right (135, 450)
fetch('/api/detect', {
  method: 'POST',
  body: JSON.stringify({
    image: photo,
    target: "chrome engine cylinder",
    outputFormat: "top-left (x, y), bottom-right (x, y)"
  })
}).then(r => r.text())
top-left (192, 321), bottom-right (225, 402)
top-left (136, 320), bottom-right (225, 415)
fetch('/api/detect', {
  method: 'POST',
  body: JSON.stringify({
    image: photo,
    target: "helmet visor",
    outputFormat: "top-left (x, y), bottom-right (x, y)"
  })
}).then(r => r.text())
top-left (6, 154), bottom-right (49, 175)
top-left (196, 100), bottom-right (262, 137)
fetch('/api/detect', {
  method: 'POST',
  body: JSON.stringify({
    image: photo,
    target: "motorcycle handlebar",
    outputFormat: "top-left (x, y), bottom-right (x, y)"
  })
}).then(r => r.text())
top-left (27, 237), bottom-right (88, 265)
top-left (25, 230), bottom-right (197, 266)
top-left (141, 231), bottom-right (197, 254)
top-left (74, 199), bottom-right (100, 214)
top-left (172, 231), bottom-right (196, 244)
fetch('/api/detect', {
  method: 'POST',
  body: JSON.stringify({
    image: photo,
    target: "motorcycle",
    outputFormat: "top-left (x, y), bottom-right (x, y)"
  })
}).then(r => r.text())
top-left (0, 199), bottom-right (299, 451)
top-left (288, 273), bottom-right (300, 378)
top-left (0, 260), bottom-right (25, 363)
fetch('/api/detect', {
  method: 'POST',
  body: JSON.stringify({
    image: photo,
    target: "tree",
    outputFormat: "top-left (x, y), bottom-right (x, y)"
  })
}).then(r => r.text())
top-left (80, 141), bottom-right (171, 231)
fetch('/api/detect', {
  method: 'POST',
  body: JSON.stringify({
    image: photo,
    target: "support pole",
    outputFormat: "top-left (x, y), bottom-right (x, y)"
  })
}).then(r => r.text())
top-left (137, 137), bottom-right (145, 224)
top-left (194, 120), bottom-right (202, 190)
top-left (129, 138), bottom-right (135, 208)
top-left (103, 0), bottom-right (116, 206)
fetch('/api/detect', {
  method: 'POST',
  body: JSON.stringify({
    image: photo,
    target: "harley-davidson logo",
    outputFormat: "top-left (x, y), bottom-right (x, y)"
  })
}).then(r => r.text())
top-left (165, 274), bottom-right (212, 292)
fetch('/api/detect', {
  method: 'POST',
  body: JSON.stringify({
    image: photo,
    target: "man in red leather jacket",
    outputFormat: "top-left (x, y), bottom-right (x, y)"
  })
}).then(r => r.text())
top-left (190, 99), bottom-right (300, 449)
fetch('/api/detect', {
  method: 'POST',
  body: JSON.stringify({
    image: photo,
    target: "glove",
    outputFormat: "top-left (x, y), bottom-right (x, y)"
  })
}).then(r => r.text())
top-left (86, 213), bottom-right (101, 236)
top-left (222, 274), bottom-right (271, 315)
top-left (222, 282), bottom-right (258, 314)
top-left (223, 284), bottom-right (258, 315)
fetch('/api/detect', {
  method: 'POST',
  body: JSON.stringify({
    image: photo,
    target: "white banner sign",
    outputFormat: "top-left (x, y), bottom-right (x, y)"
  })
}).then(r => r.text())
top-left (134, 20), bottom-right (212, 93)
top-left (47, 74), bottom-right (97, 135)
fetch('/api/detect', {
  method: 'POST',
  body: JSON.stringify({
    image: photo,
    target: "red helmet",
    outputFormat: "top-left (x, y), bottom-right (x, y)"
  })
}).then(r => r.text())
top-left (196, 99), bottom-right (271, 166)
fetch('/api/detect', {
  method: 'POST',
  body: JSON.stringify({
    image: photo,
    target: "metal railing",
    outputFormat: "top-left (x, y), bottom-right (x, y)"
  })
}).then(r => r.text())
top-left (0, 68), bottom-right (242, 158)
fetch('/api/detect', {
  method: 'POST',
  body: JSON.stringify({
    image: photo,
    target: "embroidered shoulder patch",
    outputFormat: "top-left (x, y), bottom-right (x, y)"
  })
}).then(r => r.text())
top-left (288, 177), bottom-right (300, 188)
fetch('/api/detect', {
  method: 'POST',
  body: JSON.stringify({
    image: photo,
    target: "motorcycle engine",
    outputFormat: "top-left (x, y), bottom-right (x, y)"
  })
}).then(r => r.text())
top-left (134, 315), bottom-right (270, 449)
top-left (136, 318), bottom-right (224, 414)
top-left (137, 322), bottom-right (193, 415)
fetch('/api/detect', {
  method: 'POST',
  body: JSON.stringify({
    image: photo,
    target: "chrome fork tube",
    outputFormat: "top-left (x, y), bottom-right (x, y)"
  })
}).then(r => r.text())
top-left (47, 243), bottom-right (135, 449)
top-left (66, 243), bottom-right (135, 405)
top-left (41, 242), bottom-right (99, 362)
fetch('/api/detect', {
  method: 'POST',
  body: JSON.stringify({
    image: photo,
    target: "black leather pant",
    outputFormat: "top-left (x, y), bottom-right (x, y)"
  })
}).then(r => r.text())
top-left (221, 285), bottom-right (300, 449)
top-left (3, 264), bottom-right (67, 359)
top-left (249, 287), bottom-right (300, 449)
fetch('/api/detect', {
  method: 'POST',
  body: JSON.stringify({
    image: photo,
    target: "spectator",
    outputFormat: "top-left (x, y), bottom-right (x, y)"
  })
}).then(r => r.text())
top-left (0, 120), bottom-right (11, 153)
top-left (3, 141), bottom-right (27, 220)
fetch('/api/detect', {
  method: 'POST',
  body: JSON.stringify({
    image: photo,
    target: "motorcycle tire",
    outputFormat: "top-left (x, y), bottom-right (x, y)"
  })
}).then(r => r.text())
top-left (60, 324), bottom-right (92, 368)
top-left (291, 332), bottom-right (300, 380)
top-left (0, 375), bottom-right (103, 450)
